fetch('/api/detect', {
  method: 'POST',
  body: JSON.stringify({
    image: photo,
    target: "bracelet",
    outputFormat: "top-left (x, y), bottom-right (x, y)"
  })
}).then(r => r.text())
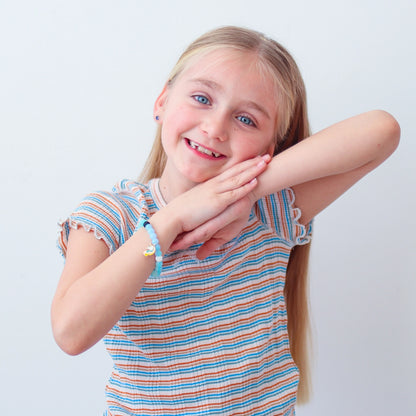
top-left (138, 219), bottom-right (162, 277)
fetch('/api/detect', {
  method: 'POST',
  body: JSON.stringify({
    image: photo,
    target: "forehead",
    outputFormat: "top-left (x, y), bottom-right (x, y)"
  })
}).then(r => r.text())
top-left (176, 48), bottom-right (277, 92)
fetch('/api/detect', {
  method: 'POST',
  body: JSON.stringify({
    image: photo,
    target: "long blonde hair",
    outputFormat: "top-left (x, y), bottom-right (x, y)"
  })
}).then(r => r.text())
top-left (140, 26), bottom-right (312, 403)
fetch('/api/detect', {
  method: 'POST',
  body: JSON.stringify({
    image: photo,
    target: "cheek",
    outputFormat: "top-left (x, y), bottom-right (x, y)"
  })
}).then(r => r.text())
top-left (164, 104), bottom-right (195, 129)
top-left (160, 106), bottom-right (193, 146)
top-left (234, 137), bottom-right (275, 161)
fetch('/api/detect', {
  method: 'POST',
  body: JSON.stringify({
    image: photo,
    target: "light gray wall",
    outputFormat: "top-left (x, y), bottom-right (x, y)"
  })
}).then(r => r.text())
top-left (1, 0), bottom-right (414, 414)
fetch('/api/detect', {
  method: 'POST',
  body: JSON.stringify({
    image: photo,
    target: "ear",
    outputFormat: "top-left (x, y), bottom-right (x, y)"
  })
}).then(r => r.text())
top-left (153, 84), bottom-right (169, 123)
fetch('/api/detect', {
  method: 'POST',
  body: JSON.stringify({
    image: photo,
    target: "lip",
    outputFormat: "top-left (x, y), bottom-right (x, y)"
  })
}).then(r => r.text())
top-left (184, 138), bottom-right (226, 160)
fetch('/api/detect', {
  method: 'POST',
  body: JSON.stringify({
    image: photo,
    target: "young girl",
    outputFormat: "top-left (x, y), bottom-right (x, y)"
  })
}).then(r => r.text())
top-left (52, 26), bottom-right (400, 415)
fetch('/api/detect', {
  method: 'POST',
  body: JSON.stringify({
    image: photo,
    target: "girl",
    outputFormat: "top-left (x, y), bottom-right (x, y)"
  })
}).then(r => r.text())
top-left (52, 26), bottom-right (400, 415)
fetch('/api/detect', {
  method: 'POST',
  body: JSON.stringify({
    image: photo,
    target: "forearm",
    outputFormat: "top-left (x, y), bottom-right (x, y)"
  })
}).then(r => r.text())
top-left (254, 110), bottom-right (400, 198)
top-left (52, 209), bottom-right (180, 355)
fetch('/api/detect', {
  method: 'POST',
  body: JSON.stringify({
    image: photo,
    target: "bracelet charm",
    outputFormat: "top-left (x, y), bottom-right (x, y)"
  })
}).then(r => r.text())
top-left (138, 219), bottom-right (162, 277)
top-left (143, 244), bottom-right (156, 256)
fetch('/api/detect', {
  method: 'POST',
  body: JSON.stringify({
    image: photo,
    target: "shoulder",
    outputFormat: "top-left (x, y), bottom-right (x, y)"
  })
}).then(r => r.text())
top-left (253, 188), bottom-right (312, 247)
top-left (75, 180), bottom-right (150, 224)
top-left (58, 179), bottom-right (155, 257)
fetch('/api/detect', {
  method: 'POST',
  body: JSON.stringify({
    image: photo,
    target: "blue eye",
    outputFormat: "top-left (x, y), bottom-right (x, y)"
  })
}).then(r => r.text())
top-left (193, 95), bottom-right (210, 105)
top-left (237, 115), bottom-right (255, 126)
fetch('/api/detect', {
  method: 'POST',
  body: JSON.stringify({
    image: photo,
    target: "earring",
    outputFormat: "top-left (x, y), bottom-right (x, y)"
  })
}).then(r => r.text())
top-left (155, 116), bottom-right (160, 121)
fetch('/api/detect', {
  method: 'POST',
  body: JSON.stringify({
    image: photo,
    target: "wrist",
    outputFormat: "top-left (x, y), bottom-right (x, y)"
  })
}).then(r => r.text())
top-left (250, 153), bottom-right (275, 201)
top-left (148, 208), bottom-right (182, 254)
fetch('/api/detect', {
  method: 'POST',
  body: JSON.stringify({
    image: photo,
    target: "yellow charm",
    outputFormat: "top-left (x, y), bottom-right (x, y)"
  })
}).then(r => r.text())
top-left (143, 244), bottom-right (156, 256)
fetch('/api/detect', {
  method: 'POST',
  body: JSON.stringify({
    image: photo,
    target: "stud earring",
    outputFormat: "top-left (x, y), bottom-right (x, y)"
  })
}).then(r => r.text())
top-left (155, 116), bottom-right (160, 121)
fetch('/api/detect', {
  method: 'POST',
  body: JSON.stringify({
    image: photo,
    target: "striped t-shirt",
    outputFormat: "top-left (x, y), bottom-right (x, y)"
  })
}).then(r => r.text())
top-left (58, 178), bottom-right (312, 416)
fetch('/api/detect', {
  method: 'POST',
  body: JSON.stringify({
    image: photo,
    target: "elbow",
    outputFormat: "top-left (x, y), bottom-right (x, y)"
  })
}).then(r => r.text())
top-left (374, 110), bottom-right (401, 156)
top-left (51, 310), bottom-right (90, 356)
top-left (52, 323), bottom-right (86, 356)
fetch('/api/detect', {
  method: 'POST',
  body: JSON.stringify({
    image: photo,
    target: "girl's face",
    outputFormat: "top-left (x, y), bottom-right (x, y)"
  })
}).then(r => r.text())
top-left (156, 49), bottom-right (278, 198)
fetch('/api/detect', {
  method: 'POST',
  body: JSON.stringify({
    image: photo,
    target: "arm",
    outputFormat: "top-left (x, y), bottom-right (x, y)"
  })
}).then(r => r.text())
top-left (51, 156), bottom-right (268, 355)
top-left (51, 217), bottom-right (178, 356)
top-left (174, 110), bottom-right (400, 257)
top-left (254, 110), bottom-right (400, 224)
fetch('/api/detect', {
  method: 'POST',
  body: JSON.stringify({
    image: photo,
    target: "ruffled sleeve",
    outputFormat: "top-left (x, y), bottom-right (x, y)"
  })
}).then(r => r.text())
top-left (57, 180), bottom-right (150, 258)
top-left (254, 188), bottom-right (312, 247)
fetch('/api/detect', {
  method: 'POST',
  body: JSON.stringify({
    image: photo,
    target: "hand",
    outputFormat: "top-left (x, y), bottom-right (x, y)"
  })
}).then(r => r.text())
top-left (165, 154), bottom-right (270, 236)
top-left (170, 193), bottom-right (254, 259)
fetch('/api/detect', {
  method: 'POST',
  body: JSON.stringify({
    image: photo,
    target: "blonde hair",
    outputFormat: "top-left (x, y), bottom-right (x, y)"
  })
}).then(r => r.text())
top-left (140, 26), bottom-right (312, 403)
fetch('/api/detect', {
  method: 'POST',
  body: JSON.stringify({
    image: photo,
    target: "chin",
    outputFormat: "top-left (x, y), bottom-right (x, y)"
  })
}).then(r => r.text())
top-left (181, 168), bottom-right (215, 185)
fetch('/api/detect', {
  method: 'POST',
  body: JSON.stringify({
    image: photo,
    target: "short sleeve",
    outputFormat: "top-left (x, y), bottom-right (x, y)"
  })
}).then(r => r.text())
top-left (57, 189), bottom-right (141, 258)
top-left (254, 188), bottom-right (313, 247)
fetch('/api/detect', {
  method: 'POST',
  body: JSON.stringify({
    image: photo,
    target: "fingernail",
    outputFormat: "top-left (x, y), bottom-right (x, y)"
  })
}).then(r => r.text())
top-left (257, 159), bottom-right (266, 167)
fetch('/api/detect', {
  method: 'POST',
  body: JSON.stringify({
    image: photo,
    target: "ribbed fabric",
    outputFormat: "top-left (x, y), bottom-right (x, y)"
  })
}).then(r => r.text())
top-left (58, 179), bottom-right (312, 416)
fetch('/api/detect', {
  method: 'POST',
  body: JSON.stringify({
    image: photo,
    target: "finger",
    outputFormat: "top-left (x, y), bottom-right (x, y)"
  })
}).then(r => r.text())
top-left (170, 195), bottom-right (252, 252)
top-left (170, 197), bottom-right (244, 251)
top-left (219, 154), bottom-right (270, 179)
top-left (217, 176), bottom-right (259, 207)
top-left (217, 155), bottom-right (266, 185)
top-left (196, 238), bottom-right (227, 260)
top-left (169, 232), bottom-right (187, 251)
top-left (170, 216), bottom-right (225, 251)
top-left (214, 155), bottom-right (270, 192)
top-left (170, 228), bottom-right (210, 251)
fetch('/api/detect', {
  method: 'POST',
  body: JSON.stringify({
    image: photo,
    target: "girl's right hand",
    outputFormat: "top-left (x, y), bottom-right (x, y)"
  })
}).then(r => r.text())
top-left (164, 154), bottom-right (270, 236)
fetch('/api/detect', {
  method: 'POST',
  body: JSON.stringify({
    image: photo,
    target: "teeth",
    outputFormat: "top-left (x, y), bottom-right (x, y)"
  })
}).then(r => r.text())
top-left (188, 140), bottom-right (221, 158)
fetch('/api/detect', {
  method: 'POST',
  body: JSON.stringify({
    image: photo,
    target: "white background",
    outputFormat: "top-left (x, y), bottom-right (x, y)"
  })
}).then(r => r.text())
top-left (1, 0), bottom-right (415, 414)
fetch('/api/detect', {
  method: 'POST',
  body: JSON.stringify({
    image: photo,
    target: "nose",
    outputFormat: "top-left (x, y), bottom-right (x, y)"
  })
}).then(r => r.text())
top-left (200, 110), bottom-right (229, 142)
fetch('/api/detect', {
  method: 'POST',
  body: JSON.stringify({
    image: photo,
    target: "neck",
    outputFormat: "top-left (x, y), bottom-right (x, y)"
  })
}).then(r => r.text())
top-left (158, 159), bottom-right (197, 203)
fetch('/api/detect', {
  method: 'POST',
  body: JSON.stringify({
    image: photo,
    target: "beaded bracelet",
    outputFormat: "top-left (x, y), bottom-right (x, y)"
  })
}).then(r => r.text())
top-left (138, 219), bottom-right (162, 277)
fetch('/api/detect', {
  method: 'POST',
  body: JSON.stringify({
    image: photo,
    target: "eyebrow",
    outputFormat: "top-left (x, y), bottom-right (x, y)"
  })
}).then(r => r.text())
top-left (190, 78), bottom-right (222, 91)
top-left (188, 77), bottom-right (271, 119)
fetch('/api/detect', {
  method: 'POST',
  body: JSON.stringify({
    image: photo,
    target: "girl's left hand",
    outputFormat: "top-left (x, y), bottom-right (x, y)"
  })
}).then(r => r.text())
top-left (169, 193), bottom-right (254, 260)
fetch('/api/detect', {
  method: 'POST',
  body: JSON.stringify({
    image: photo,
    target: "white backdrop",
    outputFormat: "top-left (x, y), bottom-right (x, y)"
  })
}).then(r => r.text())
top-left (1, 0), bottom-right (415, 415)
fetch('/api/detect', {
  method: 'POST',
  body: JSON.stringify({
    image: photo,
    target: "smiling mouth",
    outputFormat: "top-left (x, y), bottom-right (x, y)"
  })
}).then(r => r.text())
top-left (186, 139), bottom-right (224, 158)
